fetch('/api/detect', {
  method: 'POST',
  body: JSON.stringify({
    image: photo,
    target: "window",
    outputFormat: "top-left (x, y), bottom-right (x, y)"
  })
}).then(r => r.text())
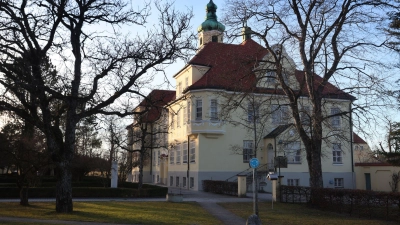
top-left (265, 71), bottom-right (289, 84)
top-left (187, 101), bottom-right (191, 124)
top-left (178, 82), bottom-right (182, 96)
top-left (334, 178), bottom-right (344, 188)
top-left (153, 175), bottom-right (155, 183)
top-left (183, 177), bottom-right (187, 187)
top-left (210, 99), bottom-right (218, 121)
top-left (170, 176), bottom-right (173, 186)
top-left (176, 143), bottom-right (181, 164)
top-left (196, 99), bottom-right (202, 120)
top-left (153, 150), bottom-right (156, 164)
top-left (177, 110), bottom-right (180, 127)
top-left (333, 143), bottom-right (342, 164)
top-left (300, 106), bottom-right (311, 126)
top-left (190, 177), bottom-right (194, 188)
top-left (331, 108), bottom-right (341, 128)
top-left (190, 140), bottom-right (196, 163)
top-left (170, 150), bottom-right (175, 164)
top-left (272, 105), bottom-right (289, 124)
top-left (284, 142), bottom-right (301, 164)
top-left (200, 37), bottom-right (203, 45)
top-left (183, 141), bottom-right (188, 163)
top-left (176, 177), bottom-right (180, 187)
top-left (212, 35), bottom-right (218, 42)
top-left (243, 140), bottom-right (253, 163)
top-left (170, 113), bottom-right (175, 129)
top-left (157, 175), bottom-right (160, 183)
top-left (157, 150), bottom-right (160, 166)
top-left (185, 77), bottom-right (189, 89)
top-left (287, 179), bottom-right (300, 186)
top-left (266, 71), bottom-right (276, 83)
top-left (247, 103), bottom-right (259, 123)
top-left (183, 107), bottom-right (187, 125)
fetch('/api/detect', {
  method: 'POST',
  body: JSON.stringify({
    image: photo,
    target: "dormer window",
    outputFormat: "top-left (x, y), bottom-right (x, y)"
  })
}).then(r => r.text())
top-left (266, 71), bottom-right (276, 83)
top-left (266, 71), bottom-right (289, 84)
top-left (212, 36), bottom-right (218, 42)
top-left (200, 37), bottom-right (203, 45)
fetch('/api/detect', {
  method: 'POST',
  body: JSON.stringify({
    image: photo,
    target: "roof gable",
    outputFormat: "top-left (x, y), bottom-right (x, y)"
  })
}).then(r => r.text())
top-left (187, 40), bottom-right (355, 100)
top-left (136, 90), bottom-right (176, 123)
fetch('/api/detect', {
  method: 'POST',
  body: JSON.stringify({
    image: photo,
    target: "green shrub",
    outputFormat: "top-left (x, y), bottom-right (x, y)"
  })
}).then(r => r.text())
top-left (0, 184), bottom-right (168, 198)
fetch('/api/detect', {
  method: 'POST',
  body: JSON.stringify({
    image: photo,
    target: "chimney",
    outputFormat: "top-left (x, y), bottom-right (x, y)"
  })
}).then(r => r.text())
top-left (242, 26), bottom-right (252, 41)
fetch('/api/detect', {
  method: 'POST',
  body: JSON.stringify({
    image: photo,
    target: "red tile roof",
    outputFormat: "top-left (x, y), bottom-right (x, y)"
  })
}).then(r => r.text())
top-left (353, 132), bottom-right (367, 144)
top-left (186, 39), bottom-right (355, 100)
top-left (136, 90), bottom-right (175, 123)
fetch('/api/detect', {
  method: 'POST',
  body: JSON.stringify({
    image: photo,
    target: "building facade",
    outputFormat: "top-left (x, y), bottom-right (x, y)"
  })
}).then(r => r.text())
top-left (129, 0), bottom-right (356, 191)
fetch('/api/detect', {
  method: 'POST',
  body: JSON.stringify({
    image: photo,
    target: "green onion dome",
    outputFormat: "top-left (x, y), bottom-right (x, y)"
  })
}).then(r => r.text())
top-left (197, 0), bottom-right (225, 33)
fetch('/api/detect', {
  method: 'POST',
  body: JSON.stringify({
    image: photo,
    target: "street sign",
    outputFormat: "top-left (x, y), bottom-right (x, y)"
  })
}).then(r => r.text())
top-left (249, 158), bottom-right (260, 168)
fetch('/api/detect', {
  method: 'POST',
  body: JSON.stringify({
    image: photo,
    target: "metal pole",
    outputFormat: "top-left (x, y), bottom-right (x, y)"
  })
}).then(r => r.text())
top-left (253, 168), bottom-right (255, 215)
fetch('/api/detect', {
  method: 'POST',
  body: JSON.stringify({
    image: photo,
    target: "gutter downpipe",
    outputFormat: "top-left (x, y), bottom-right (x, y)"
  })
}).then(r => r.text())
top-left (150, 123), bottom-right (153, 175)
top-left (187, 135), bottom-right (190, 190)
top-left (349, 102), bottom-right (355, 189)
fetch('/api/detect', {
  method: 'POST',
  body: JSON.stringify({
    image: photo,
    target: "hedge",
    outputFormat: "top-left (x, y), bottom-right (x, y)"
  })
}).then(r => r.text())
top-left (202, 180), bottom-right (237, 196)
top-left (0, 185), bottom-right (168, 198)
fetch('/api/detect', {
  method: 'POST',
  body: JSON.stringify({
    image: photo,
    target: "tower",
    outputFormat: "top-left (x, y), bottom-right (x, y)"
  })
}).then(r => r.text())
top-left (197, 0), bottom-right (225, 48)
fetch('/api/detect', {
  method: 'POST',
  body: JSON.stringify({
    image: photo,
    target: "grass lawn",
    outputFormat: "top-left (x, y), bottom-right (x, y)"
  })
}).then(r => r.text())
top-left (0, 202), bottom-right (222, 225)
top-left (219, 202), bottom-right (399, 225)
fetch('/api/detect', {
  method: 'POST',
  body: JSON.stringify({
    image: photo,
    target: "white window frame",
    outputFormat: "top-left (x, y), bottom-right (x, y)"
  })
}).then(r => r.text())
top-left (170, 112), bottom-right (175, 129)
top-left (334, 178), bottom-right (344, 188)
top-left (284, 142), bottom-right (301, 164)
top-left (266, 71), bottom-right (276, 83)
top-left (183, 141), bottom-right (188, 163)
top-left (186, 101), bottom-right (191, 124)
top-left (287, 179), bottom-right (300, 186)
top-left (190, 177), bottom-right (194, 188)
top-left (157, 150), bottom-right (160, 166)
top-left (247, 103), bottom-right (259, 123)
top-left (176, 177), bottom-right (180, 187)
top-left (183, 106), bottom-right (187, 125)
top-left (300, 106), bottom-right (311, 126)
top-left (210, 99), bottom-right (218, 121)
top-left (176, 143), bottom-right (181, 164)
top-left (243, 140), bottom-right (253, 163)
top-left (196, 99), bottom-right (202, 121)
top-left (185, 77), bottom-right (189, 89)
top-left (178, 82), bottom-right (182, 96)
top-left (331, 107), bottom-right (341, 128)
top-left (190, 140), bottom-right (196, 163)
top-left (177, 110), bottom-right (181, 128)
top-left (170, 150), bottom-right (175, 164)
top-left (183, 177), bottom-right (187, 187)
top-left (333, 143), bottom-right (342, 164)
top-left (272, 105), bottom-right (289, 124)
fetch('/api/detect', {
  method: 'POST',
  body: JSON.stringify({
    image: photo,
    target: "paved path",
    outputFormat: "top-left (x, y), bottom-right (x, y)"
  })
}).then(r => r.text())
top-left (0, 187), bottom-right (272, 225)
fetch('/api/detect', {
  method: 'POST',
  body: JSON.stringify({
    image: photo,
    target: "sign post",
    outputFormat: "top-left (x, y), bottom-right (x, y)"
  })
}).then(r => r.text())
top-left (249, 158), bottom-right (260, 215)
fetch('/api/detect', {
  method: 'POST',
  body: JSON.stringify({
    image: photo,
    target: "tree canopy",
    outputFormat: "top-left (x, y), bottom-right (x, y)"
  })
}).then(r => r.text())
top-left (0, 0), bottom-right (194, 212)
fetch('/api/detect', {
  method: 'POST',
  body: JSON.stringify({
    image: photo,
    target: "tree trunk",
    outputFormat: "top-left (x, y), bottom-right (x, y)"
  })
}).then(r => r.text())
top-left (138, 152), bottom-right (144, 190)
top-left (55, 162), bottom-right (73, 213)
top-left (19, 187), bottom-right (29, 206)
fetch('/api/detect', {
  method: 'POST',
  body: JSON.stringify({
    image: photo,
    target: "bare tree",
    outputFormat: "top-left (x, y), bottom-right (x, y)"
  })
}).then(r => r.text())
top-left (222, 0), bottom-right (397, 189)
top-left (127, 90), bottom-right (174, 189)
top-left (0, 120), bottom-right (51, 206)
top-left (0, 0), bottom-right (194, 212)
